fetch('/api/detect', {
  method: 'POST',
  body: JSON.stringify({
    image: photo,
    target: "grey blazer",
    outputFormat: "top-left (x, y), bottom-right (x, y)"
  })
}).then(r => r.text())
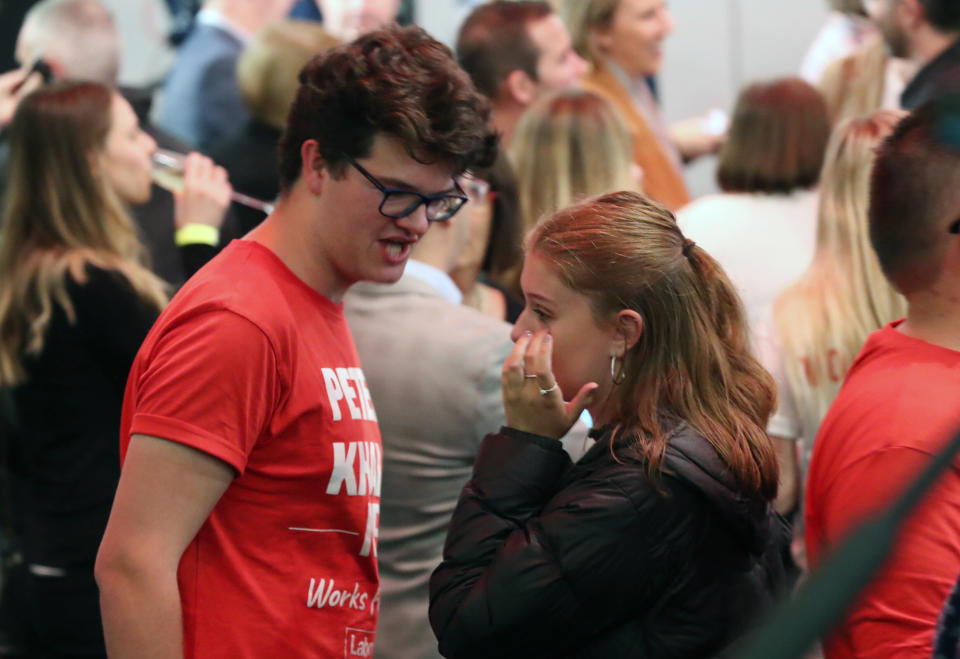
top-left (344, 272), bottom-right (589, 659)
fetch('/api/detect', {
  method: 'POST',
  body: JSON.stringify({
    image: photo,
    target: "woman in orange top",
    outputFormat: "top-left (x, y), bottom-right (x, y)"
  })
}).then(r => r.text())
top-left (565, 0), bottom-right (722, 211)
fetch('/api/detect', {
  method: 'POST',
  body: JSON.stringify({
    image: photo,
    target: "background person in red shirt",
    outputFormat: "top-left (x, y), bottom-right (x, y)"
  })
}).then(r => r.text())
top-left (805, 94), bottom-right (960, 659)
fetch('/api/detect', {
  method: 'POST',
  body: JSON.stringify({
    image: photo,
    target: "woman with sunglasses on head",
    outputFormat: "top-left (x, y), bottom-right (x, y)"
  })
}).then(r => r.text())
top-left (0, 80), bottom-right (228, 657)
top-left (430, 191), bottom-right (787, 658)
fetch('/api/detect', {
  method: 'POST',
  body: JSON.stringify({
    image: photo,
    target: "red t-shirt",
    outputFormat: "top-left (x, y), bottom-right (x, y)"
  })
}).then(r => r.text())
top-left (121, 240), bottom-right (382, 658)
top-left (805, 321), bottom-right (960, 659)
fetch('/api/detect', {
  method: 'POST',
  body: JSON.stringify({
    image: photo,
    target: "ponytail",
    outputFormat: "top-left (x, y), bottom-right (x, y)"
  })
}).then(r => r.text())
top-left (530, 191), bottom-right (779, 501)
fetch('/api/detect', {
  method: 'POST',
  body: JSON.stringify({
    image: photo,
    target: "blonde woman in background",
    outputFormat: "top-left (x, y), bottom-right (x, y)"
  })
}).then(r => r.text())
top-left (510, 89), bottom-right (637, 230)
top-left (507, 89), bottom-right (638, 297)
top-left (755, 110), bottom-right (907, 519)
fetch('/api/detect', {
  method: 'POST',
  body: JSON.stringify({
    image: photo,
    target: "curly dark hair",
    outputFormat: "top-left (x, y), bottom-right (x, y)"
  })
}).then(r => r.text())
top-left (278, 24), bottom-right (498, 191)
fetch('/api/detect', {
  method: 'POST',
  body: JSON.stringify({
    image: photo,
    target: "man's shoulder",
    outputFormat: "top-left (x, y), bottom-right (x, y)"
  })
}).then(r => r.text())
top-left (345, 281), bottom-right (512, 377)
top-left (176, 21), bottom-right (244, 61)
top-left (163, 22), bottom-right (241, 94)
top-left (161, 242), bottom-right (332, 342)
top-left (815, 325), bottom-right (960, 467)
top-left (347, 282), bottom-right (510, 343)
top-left (902, 36), bottom-right (960, 108)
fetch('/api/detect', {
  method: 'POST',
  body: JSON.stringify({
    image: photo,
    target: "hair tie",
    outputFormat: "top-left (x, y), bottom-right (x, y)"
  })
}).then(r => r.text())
top-left (682, 238), bottom-right (696, 257)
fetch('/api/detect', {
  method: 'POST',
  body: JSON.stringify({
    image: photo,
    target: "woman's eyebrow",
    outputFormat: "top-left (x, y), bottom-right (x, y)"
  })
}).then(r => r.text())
top-left (525, 292), bottom-right (552, 306)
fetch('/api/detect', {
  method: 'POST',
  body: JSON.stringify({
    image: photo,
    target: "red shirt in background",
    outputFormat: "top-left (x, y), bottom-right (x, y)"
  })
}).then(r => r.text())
top-left (121, 240), bottom-right (382, 658)
top-left (805, 321), bottom-right (960, 659)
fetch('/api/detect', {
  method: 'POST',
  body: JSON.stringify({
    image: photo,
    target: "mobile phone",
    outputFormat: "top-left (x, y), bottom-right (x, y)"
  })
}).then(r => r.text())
top-left (28, 58), bottom-right (54, 84)
top-left (11, 57), bottom-right (54, 95)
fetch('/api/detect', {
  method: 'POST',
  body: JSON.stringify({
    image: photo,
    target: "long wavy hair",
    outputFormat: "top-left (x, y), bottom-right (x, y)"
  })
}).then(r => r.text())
top-left (773, 111), bottom-right (906, 436)
top-left (0, 81), bottom-right (167, 386)
top-left (529, 191), bottom-right (779, 501)
top-left (819, 36), bottom-right (888, 127)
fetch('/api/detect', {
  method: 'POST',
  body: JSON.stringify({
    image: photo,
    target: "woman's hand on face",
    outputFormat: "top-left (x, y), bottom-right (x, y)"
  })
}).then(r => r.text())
top-left (173, 153), bottom-right (232, 230)
top-left (501, 330), bottom-right (598, 439)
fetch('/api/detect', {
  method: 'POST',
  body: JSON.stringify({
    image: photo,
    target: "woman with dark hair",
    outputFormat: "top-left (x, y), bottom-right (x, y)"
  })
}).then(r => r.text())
top-left (430, 191), bottom-right (786, 658)
top-left (0, 81), bottom-right (228, 657)
top-left (450, 151), bottom-right (524, 322)
top-left (677, 77), bottom-right (830, 334)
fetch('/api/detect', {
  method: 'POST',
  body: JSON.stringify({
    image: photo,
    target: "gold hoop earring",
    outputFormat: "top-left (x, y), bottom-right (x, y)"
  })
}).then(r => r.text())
top-left (610, 354), bottom-right (626, 385)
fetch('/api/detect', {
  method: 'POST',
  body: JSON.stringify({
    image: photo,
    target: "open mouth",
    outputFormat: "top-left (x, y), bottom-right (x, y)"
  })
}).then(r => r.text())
top-left (379, 238), bottom-right (414, 265)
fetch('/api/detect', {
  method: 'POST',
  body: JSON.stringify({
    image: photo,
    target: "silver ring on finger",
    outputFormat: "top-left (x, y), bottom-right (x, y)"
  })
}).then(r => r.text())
top-left (539, 383), bottom-right (558, 396)
top-left (524, 374), bottom-right (538, 379)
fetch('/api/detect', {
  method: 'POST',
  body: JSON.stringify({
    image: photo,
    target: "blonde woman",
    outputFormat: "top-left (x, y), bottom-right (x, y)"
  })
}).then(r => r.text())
top-left (756, 110), bottom-right (907, 515)
top-left (509, 89), bottom-right (637, 232)
top-left (0, 81), bottom-right (227, 655)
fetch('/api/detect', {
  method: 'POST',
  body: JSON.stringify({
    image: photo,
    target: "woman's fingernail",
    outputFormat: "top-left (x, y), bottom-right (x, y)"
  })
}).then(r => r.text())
top-left (544, 334), bottom-right (552, 343)
top-left (524, 331), bottom-right (533, 338)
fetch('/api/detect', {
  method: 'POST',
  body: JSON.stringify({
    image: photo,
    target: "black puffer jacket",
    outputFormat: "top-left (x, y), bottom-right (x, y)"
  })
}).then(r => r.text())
top-left (429, 422), bottom-right (787, 658)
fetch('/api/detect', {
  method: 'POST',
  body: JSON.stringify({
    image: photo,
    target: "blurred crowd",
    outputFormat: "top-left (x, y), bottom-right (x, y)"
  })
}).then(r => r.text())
top-left (0, 0), bottom-right (960, 658)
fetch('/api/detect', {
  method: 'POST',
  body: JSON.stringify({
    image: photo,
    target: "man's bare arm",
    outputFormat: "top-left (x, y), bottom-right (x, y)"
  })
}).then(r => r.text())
top-left (95, 434), bottom-right (234, 659)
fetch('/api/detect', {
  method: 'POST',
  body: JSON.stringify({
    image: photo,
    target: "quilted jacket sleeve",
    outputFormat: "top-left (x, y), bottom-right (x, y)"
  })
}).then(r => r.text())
top-left (429, 428), bottom-right (690, 658)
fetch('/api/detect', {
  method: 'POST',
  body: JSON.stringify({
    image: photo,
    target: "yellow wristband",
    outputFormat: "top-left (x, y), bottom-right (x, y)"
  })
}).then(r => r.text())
top-left (174, 224), bottom-right (220, 247)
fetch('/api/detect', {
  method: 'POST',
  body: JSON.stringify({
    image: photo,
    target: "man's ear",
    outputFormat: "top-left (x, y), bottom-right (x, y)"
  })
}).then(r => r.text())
top-left (504, 69), bottom-right (538, 107)
top-left (590, 24), bottom-right (612, 59)
top-left (43, 56), bottom-right (66, 80)
top-left (612, 309), bottom-right (643, 355)
top-left (300, 139), bottom-right (326, 195)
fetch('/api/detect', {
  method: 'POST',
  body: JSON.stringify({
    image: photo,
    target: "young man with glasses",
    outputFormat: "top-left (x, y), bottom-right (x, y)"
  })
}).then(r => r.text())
top-left (95, 25), bottom-right (496, 658)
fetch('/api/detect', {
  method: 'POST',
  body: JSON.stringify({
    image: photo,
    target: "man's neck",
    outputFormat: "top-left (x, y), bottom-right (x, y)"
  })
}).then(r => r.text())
top-left (911, 27), bottom-right (960, 68)
top-left (899, 286), bottom-right (960, 351)
top-left (491, 103), bottom-right (522, 149)
top-left (247, 193), bottom-right (347, 303)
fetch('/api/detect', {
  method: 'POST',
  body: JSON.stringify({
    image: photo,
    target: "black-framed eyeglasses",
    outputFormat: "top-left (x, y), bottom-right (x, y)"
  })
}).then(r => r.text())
top-left (343, 154), bottom-right (468, 222)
